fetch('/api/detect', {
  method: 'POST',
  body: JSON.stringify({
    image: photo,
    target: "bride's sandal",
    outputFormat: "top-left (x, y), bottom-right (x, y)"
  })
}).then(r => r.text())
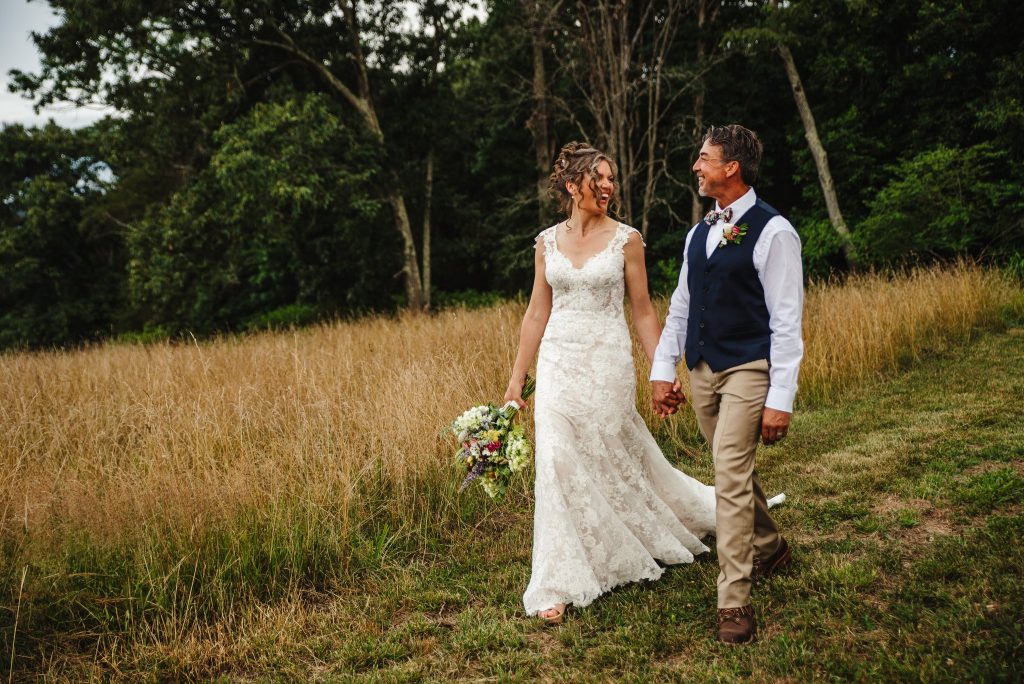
top-left (539, 603), bottom-right (567, 625)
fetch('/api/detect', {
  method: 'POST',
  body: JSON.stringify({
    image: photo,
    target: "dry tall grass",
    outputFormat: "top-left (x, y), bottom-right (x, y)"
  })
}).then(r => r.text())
top-left (800, 264), bottom-right (1015, 402)
top-left (0, 264), bottom-right (1019, 633)
top-left (2, 307), bottom-right (527, 596)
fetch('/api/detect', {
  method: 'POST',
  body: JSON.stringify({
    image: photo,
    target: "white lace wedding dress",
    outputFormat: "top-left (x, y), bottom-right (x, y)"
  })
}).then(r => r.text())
top-left (522, 223), bottom-right (718, 615)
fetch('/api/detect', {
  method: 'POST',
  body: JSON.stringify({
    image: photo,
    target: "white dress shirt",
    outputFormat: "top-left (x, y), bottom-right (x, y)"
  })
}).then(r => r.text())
top-left (650, 188), bottom-right (805, 413)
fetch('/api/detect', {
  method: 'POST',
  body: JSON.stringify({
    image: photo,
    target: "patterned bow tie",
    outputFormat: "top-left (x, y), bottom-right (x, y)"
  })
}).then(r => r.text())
top-left (704, 207), bottom-right (733, 225)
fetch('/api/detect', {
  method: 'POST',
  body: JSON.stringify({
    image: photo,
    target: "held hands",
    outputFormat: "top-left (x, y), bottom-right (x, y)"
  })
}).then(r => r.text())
top-left (760, 407), bottom-right (791, 445)
top-left (651, 379), bottom-right (685, 418)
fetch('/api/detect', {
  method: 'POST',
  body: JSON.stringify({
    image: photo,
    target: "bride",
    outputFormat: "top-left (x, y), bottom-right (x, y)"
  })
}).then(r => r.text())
top-left (504, 142), bottom-right (719, 623)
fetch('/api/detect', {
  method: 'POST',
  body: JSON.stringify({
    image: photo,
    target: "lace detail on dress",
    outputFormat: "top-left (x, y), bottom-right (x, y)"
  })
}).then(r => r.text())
top-left (523, 223), bottom-right (717, 615)
top-left (608, 223), bottom-right (644, 252)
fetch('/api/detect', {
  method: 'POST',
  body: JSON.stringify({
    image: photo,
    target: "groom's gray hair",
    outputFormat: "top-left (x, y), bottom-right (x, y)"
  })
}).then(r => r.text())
top-left (703, 125), bottom-right (763, 185)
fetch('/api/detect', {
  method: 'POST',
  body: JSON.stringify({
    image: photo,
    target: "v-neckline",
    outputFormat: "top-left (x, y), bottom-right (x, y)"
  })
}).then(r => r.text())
top-left (553, 223), bottom-right (622, 270)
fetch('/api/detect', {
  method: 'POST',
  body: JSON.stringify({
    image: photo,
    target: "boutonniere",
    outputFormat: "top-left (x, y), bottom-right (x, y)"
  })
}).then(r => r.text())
top-left (718, 223), bottom-right (749, 248)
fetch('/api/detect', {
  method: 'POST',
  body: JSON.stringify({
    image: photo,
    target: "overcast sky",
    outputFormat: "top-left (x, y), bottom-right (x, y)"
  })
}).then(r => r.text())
top-left (0, 0), bottom-right (115, 128)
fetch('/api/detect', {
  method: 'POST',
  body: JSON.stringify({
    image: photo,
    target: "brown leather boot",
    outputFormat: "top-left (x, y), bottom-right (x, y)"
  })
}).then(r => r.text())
top-left (717, 605), bottom-right (756, 644)
top-left (753, 536), bottom-right (791, 582)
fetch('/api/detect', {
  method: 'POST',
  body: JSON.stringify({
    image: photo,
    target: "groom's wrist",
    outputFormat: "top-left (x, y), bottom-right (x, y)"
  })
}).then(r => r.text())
top-left (650, 360), bottom-right (677, 383)
top-left (765, 387), bottom-right (795, 414)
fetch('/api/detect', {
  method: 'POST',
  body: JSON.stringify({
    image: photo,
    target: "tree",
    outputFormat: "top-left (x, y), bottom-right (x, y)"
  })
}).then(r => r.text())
top-left (13, 0), bottom-right (487, 311)
top-left (128, 94), bottom-right (387, 333)
top-left (856, 144), bottom-right (1024, 266)
top-left (0, 124), bottom-right (121, 347)
top-left (523, 0), bottom-right (563, 229)
top-left (766, 0), bottom-right (857, 269)
top-left (248, 2), bottom-right (430, 309)
top-left (777, 40), bottom-right (855, 268)
top-left (555, 0), bottom-right (707, 240)
top-left (394, 0), bottom-right (469, 310)
top-left (7, 0), bottom-right (1024, 346)
top-left (686, 0), bottom-right (718, 226)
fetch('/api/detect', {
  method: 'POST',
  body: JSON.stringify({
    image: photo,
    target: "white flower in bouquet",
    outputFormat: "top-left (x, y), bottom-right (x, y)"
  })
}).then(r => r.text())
top-left (447, 376), bottom-right (536, 501)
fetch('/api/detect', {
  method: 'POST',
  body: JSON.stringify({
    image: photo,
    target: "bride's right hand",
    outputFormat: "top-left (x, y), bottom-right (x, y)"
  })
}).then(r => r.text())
top-left (503, 381), bottom-right (528, 409)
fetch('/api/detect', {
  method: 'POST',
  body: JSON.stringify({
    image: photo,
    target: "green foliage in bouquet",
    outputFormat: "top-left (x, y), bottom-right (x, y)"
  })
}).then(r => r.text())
top-left (449, 376), bottom-right (536, 500)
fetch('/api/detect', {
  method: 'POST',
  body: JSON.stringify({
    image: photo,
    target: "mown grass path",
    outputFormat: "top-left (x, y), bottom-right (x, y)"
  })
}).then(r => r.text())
top-left (193, 328), bottom-right (1022, 683)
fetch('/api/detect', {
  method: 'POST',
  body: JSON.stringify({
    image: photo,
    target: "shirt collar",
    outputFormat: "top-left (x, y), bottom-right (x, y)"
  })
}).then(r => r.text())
top-left (716, 187), bottom-right (757, 220)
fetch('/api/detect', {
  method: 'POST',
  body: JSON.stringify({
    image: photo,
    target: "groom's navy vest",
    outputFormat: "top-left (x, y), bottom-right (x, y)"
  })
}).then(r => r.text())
top-left (684, 199), bottom-right (779, 372)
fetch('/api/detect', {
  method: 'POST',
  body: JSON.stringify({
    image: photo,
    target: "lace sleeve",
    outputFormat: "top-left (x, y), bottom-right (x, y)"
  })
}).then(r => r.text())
top-left (535, 226), bottom-right (557, 254)
top-left (610, 224), bottom-right (644, 253)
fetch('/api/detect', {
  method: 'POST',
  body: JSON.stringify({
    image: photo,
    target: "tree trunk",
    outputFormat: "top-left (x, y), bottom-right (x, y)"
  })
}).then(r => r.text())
top-left (341, 0), bottom-right (425, 306)
top-left (577, 1), bottom-right (628, 219)
top-left (422, 147), bottom-right (434, 310)
top-left (527, 3), bottom-right (556, 228)
top-left (691, 0), bottom-right (709, 227)
top-left (690, 89), bottom-right (705, 227)
top-left (640, 68), bottom-right (658, 239)
top-left (259, 5), bottom-right (425, 309)
top-left (611, 1), bottom-right (632, 222)
top-left (776, 38), bottom-right (858, 269)
top-left (640, 0), bottom-right (679, 239)
top-left (384, 181), bottom-right (425, 310)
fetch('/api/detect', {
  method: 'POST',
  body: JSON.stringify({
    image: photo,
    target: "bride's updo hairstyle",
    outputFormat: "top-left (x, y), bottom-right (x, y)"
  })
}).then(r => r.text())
top-left (549, 141), bottom-right (619, 217)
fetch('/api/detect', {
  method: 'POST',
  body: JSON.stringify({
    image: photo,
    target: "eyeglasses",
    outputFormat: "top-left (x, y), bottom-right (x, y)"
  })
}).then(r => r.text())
top-left (695, 156), bottom-right (733, 166)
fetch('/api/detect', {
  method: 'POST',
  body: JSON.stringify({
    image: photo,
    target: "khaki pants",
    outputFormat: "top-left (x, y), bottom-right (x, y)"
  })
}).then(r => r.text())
top-left (688, 359), bottom-right (782, 609)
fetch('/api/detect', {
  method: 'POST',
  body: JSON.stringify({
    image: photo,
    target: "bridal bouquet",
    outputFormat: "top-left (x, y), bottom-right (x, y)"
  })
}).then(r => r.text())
top-left (448, 376), bottom-right (535, 500)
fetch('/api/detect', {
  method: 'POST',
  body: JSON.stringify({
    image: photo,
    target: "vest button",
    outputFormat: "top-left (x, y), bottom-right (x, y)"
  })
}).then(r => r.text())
top-left (699, 322), bottom-right (705, 328)
top-left (699, 340), bottom-right (704, 346)
top-left (701, 306), bottom-right (706, 311)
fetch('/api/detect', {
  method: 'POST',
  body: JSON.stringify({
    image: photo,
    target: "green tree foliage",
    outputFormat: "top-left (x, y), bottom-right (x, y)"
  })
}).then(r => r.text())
top-left (0, 124), bottom-right (123, 347)
top-left (856, 144), bottom-right (1024, 266)
top-left (2, 0), bottom-right (1022, 348)
top-left (128, 94), bottom-right (387, 334)
top-left (767, 0), bottom-right (1024, 272)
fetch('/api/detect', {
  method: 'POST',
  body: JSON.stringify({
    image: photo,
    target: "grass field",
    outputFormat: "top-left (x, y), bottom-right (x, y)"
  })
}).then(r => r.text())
top-left (2, 264), bottom-right (1022, 680)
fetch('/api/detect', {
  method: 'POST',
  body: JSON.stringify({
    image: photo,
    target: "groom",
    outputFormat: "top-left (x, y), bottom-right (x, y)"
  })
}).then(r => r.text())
top-left (650, 124), bottom-right (804, 644)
